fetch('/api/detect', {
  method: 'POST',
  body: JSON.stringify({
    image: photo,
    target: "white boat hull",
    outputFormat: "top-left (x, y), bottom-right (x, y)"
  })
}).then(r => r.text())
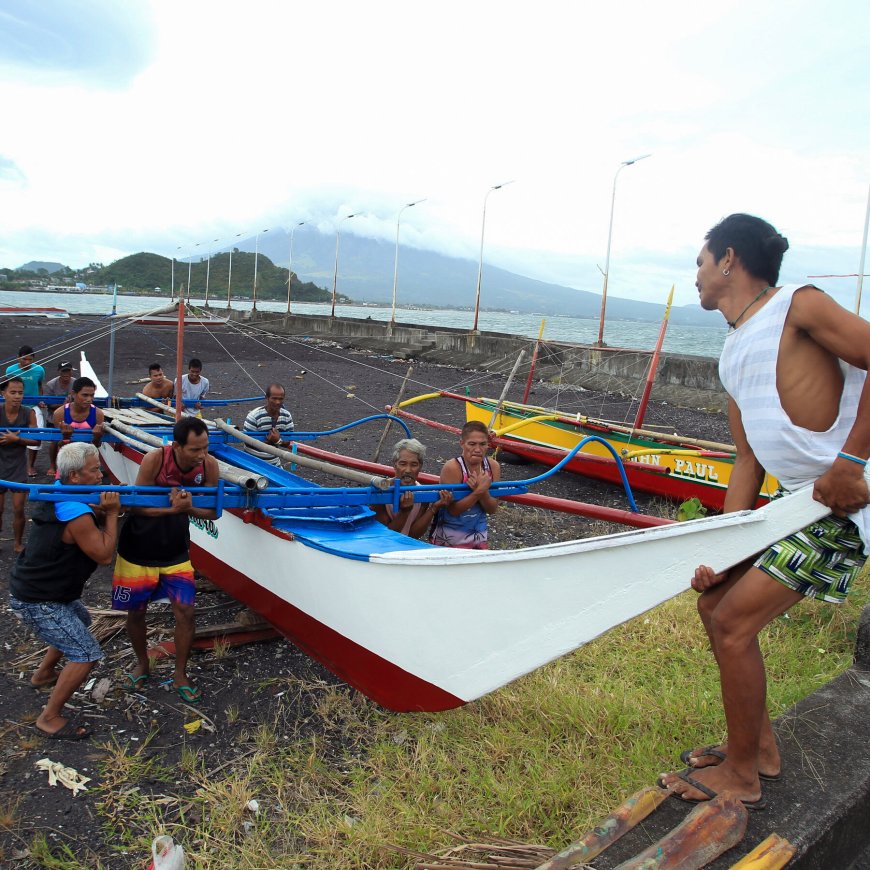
top-left (99, 442), bottom-right (842, 711)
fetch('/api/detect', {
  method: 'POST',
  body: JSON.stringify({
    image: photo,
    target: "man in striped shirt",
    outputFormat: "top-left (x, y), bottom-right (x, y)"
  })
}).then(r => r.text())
top-left (243, 384), bottom-right (294, 465)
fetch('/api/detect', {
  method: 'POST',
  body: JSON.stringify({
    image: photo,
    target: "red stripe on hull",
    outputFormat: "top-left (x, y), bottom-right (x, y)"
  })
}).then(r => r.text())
top-left (189, 542), bottom-right (466, 712)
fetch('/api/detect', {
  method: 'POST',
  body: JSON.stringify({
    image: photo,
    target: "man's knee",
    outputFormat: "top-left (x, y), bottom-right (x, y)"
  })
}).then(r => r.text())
top-left (173, 603), bottom-right (195, 626)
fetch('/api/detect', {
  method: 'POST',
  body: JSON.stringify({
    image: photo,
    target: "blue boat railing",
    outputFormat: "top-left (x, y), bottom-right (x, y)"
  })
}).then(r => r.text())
top-left (1, 435), bottom-right (638, 517)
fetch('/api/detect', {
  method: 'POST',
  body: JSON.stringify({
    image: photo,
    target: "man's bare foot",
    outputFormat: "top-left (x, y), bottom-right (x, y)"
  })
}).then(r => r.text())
top-left (658, 762), bottom-right (763, 807)
top-left (681, 742), bottom-right (781, 780)
top-left (13, 543), bottom-right (24, 554)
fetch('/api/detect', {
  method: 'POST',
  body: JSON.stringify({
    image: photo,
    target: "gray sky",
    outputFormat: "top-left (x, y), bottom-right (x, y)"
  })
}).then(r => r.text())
top-left (1, 0), bottom-right (868, 309)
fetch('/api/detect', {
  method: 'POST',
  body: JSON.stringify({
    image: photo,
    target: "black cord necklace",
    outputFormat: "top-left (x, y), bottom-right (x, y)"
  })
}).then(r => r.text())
top-left (726, 286), bottom-right (772, 330)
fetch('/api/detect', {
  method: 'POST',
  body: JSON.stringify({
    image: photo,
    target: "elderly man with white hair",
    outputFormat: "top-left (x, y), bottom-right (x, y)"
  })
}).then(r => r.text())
top-left (371, 438), bottom-right (453, 539)
top-left (9, 442), bottom-right (120, 740)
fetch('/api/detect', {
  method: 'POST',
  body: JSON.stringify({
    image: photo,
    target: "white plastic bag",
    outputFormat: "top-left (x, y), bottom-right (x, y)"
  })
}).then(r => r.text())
top-left (147, 835), bottom-right (186, 870)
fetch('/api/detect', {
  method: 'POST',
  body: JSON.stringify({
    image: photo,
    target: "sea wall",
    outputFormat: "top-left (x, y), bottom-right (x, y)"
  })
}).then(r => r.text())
top-left (233, 310), bottom-right (728, 411)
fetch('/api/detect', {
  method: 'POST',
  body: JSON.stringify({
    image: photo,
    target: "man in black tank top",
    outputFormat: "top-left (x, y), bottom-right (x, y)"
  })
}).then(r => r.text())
top-left (111, 417), bottom-right (219, 704)
top-left (9, 443), bottom-right (120, 740)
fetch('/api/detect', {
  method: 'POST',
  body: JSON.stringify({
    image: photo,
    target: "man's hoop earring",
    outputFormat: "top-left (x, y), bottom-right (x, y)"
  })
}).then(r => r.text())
top-left (722, 269), bottom-right (730, 276)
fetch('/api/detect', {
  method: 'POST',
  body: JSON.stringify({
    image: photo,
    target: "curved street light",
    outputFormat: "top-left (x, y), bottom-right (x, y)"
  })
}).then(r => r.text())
top-left (472, 181), bottom-right (514, 332)
top-left (331, 213), bottom-right (358, 318)
top-left (391, 198), bottom-right (426, 328)
top-left (226, 232), bottom-right (243, 309)
top-left (252, 228), bottom-right (269, 311)
top-left (287, 220), bottom-right (306, 314)
top-left (596, 153), bottom-right (651, 346)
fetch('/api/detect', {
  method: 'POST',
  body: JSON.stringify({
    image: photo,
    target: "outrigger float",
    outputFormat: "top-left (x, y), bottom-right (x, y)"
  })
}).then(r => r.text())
top-left (2, 398), bottom-right (846, 712)
top-left (391, 391), bottom-right (780, 511)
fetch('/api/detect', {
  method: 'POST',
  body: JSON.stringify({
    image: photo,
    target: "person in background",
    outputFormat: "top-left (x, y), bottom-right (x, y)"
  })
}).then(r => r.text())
top-left (371, 438), bottom-right (453, 539)
top-left (43, 361), bottom-right (76, 409)
top-left (111, 416), bottom-right (219, 703)
top-left (4, 345), bottom-right (46, 477)
top-left (9, 442), bottom-right (120, 740)
top-left (43, 361), bottom-right (76, 476)
top-left (430, 420), bottom-right (500, 549)
top-left (657, 213), bottom-right (870, 810)
top-left (243, 383), bottom-right (294, 466)
top-left (142, 363), bottom-right (174, 403)
top-left (176, 358), bottom-right (210, 414)
top-left (0, 377), bottom-right (38, 552)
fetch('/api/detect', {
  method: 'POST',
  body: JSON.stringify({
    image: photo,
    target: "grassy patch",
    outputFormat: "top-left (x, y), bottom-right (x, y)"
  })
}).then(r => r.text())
top-left (91, 569), bottom-right (867, 868)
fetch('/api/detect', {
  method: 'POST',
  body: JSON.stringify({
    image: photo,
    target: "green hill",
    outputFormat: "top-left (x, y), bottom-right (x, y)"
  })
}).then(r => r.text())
top-left (93, 251), bottom-right (342, 303)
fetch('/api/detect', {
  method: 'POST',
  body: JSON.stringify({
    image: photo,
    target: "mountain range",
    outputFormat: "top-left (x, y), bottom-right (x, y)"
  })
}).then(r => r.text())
top-left (15, 232), bottom-right (719, 327)
top-left (247, 227), bottom-right (718, 326)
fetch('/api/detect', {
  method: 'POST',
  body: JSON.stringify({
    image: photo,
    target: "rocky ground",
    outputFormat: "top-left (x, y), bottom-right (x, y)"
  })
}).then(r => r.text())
top-left (0, 315), bottom-right (731, 867)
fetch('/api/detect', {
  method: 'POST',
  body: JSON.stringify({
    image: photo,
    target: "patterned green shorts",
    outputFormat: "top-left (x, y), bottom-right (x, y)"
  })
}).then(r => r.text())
top-left (754, 515), bottom-right (865, 603)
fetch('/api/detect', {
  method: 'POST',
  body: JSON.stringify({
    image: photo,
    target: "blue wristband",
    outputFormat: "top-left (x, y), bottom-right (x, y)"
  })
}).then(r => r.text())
top-left (837, 451), bottom-right (867, 466)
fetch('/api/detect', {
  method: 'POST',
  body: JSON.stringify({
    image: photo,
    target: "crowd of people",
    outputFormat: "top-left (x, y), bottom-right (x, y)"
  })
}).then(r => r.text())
top-left (1, 215), bottom-right (868, 823)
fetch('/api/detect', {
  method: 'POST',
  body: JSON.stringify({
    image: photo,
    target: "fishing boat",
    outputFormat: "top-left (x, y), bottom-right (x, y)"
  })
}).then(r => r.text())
top-left (1, 319), bottom-right (810, 712)
top-left (392, 392), bottom-right (780, 511)
top-left (0, 306), bottom-right (69, 318)
top-left (4, 412), bottom-right (835, 712)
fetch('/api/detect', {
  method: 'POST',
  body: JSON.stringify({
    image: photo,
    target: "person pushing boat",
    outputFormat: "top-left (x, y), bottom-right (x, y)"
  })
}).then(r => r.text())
top-left (111, 416), bottom-right (219, 703)
top-left (430, 420), bottom-right (501, 549)
top-left (4, 345), bottom-right (45, 478)
top-left (0, 376), bottom-right (39, 552)
top-left (371, 438), bottom-right (453, 538)
top-left (9, 442), bottom-right (120, 739)
top-left (142, 362), bottom-right (174, 403)
top-left (50, 377), bottom-right (105, 475)
top-left (658, 213), bottom-right (870, 810)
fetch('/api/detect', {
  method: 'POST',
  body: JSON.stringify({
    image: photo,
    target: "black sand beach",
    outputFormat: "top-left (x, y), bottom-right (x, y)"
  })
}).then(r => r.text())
top-left (0, 314), bottom-right (731, 867)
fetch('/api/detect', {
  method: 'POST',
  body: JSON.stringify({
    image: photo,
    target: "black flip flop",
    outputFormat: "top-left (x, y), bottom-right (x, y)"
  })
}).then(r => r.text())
top-left (36, 720), bottom-right (92, 741)
top-left (658, 769), bottom-right (766, 811)
top-left (679, 745), bottom-right (781, 781)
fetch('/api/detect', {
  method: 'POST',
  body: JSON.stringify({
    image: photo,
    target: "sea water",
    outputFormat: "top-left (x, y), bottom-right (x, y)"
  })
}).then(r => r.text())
top-left (2, 290), bottom-right (726, 358)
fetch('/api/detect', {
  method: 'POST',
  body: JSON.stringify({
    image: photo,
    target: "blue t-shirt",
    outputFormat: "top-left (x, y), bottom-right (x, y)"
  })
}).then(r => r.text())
top-left (55, 501), bottom-right (94, 522)
top-left (5, 363), bottom-right (46, 397)
top-left (52, 480), bottom-right (95, 522)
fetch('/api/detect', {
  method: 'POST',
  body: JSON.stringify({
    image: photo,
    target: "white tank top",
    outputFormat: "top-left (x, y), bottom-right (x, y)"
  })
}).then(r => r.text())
top-left (718, 283), bottom-right (869, 550)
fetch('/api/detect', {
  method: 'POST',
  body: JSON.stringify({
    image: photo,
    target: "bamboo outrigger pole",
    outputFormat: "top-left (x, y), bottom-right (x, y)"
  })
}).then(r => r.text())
top-left (175, 301), bottom-right (185, 421)
top-left (487, 350), bottom-right (525, 431)
top-left (856, 181), bottom-right (869, 316)
top-left (372, 365), bottom-right (413, 463)
top-left (521, 319), bottom-right (546, 404)
top-left (632, 285), bottom-right (674, 432)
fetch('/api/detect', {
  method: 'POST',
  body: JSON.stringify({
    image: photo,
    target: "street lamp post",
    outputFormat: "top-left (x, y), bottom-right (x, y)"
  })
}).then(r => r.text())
top-left (226, 232), bottom-right (243, 309)
top-left (252, 228), bottom-right (269, 311)
top-left (287, 220), bottom-right (306, 314)
top-left (204, 237), bottom-right (219, 307)
top-left (186, 243), bottom-right (201, 303)
top-left (472, 181), bottom-right (514, 332)
top-left (331, 213), bottom-right (358, 318)
top-left (171, 246), bottom-right (182, 301)
top-left (596, 153), bottom-right (651, 346)
top-left (391, 199), bottom-right (426, 328)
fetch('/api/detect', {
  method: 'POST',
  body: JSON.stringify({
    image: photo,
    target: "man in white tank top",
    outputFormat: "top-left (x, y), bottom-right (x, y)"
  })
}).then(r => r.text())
top-left (658, 214), bottom-right (870, 810)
